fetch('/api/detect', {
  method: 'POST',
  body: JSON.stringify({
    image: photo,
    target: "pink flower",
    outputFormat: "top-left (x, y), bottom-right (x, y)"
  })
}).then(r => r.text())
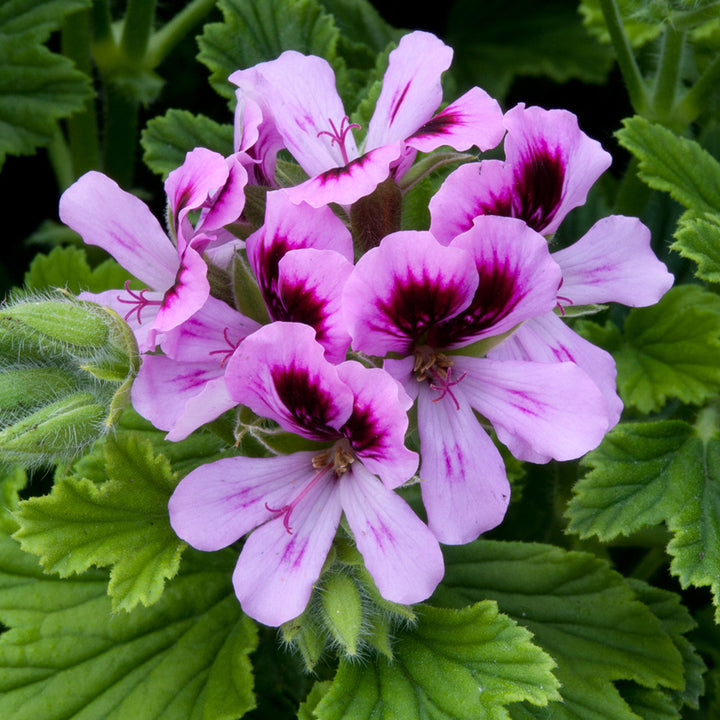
top-left (169, 322), bottom-right (444, 626)
top-left (230, 31), bottom-right (504, 207)
top-left (342, 220), bottom-right (611, 544)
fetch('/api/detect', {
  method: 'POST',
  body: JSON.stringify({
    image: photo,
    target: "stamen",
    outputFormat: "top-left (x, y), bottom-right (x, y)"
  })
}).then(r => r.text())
top-left (116, 280), bottom-right (163, 324)
top-left (265, 444), bottom-right (355, 534)
top-left (413, 347), bottom-right (466, 410)
top-left (208, 327), bottom-right (242, 367)
top-left (317, 116), bottom-right (360, 165)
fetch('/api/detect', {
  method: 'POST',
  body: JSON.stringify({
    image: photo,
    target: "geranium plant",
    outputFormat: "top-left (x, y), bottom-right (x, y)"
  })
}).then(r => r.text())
top-left (1, 1), bottom-right (720, 719)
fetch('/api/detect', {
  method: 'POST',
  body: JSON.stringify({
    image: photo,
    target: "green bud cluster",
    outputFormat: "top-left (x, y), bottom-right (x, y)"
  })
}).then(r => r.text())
top-left (281, 536), bottom-right (417, 670)
top-left (0, 292), bottom-right (139, 467)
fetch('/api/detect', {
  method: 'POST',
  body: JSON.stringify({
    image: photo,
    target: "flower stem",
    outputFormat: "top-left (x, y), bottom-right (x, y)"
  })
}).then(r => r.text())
top-left (670, 1), bottom-right (720, 32)
top-left (120, 0), bottom-right (157, 62)
top-left (597, 0), bottom-right (649, 115)
top-left (46, 127), bottom-right (75, 192)
top-left (651, 24), bottom-right (685, 124)
top-left (675, 51), bottom-right (720, 126)
top-left (146, 0), bottom-right (217, 69)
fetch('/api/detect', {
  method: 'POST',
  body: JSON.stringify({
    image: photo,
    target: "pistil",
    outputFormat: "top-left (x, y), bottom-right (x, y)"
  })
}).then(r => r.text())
top-left (317, 116), bottom-right (360, 165)
top-left (116, 281), bottom-right (163, 323)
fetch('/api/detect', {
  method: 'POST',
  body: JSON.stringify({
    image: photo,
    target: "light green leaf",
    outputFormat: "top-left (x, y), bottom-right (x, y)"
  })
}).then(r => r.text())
top-left (579, 285), bottom-right (720, 413)
top-left (0, 0), bottom-right (91, 42)
top-left (13, 432), bottom-right (185, 612)
top-left (316, 601), bottom-right (559, 720)
top-left (616, 116), bottom-right (720, 215)
top-left (566, 414), bottom-right (720, 621)
top-left (0, 466), bottom-right (26, 532)
top-left (0, 33), bottom-right (92, 169)
top-left (24, 245), bottom-right (134, 294)
top-left (0, 534), bottom-right (258, 720)
top-left (197, 0), bottom-right (340, 101)
top-left (672, 212), bottom-right (720, 284)
top-left (446, 0), bottom-right (613, 99)
top-left (433, 540), bottom-right (686, 720)
top-left (142, 109), bottom-right (234, 178)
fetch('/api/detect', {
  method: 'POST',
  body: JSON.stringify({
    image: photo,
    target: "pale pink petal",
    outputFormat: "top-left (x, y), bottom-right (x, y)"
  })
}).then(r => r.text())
top-left (336, 361), bottom-right (418, 489)
top-left (153, 243), bottom-right (210, 333)
top-left (225, 322), bottom-right (354, 440)
top-left (277, 248), bottom-right (353, 363)
top-left (455, 355), bottom-right (610, 462)
top-left (429, 160), bottom-right (511, 245)
top-left (489, 313), bottom-right (623, 432)
top-left (195, 153), bottom-right (249, 234)
top-left (160, 295), bottom-right (260, 363)
top-left (59, 171), bottom-right (177, 290)
top-left (339, 463), bottom-right (444, 604)
top-left (230, 51), bottom-right (355, 176)
top-left (406, 86), bottom-right (505, 154)
top-left (552, 215), bottom-right (674, 307)
top-left (168, 451), bottom-right (318, 551)
top-left (443, 215), bottom-right (561, 346)
top-left (131, 355), bottom-right (235, 441)
top-left (343, 231), bottom-right (478, 356)
top-left (282, 142), bottom-right (404, 208)
top-left (416, 381), bottom-right (510, 544)
top-left (232, 468), bottom-right (343, 626)
top-left (366, 31), bottom-right (453, 149)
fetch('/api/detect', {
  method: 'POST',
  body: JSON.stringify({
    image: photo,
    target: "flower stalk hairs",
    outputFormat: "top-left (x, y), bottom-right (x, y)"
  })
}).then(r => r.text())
top-left (55, 29), bottom-right (672, 639)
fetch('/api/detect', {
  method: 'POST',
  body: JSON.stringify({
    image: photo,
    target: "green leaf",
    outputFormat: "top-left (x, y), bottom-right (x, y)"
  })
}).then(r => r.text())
top-left (433, 540), bottom-right (686, 720)
top-left (0, 0), bottom-right (91, 42)
top-left (579, 0), bottom-right (665, 48)
top-left (0, 465), bottom-right (26, 532)
top-left (616, 116), bottom-right (720, 215)
top-left (0, 33), bottom-right (92, 169)
top-left (13, 432), bottom-right (186, 612)
top-left (142, 109), bottom-right (234, 178)
top-left (0, 534), bottom-right (258, 720)
top-left (445, 0), bottom-right (613, 99)
top-left (578, 285), bottom-right (720, 413)
top-left (566, 414), bottom-right (720, 621)
top-left (24, 245), bottom-right (133, 294)
top-left (672, 212), bottom-right (720, 284)
top-left (197, 0), bottom-right (340, 102)
top-left (316, 601), bottom-right (559, 720)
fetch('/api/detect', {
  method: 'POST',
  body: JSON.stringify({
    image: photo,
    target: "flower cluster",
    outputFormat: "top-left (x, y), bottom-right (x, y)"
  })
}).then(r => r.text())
top-left (59, 30), bottom-right (673, 627)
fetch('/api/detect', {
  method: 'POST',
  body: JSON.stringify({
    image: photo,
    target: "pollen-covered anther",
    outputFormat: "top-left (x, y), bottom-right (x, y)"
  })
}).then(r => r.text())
top-left (412, 347), bottom-right (454, 383)
top-left (312, 443), bottom-right (356, 477)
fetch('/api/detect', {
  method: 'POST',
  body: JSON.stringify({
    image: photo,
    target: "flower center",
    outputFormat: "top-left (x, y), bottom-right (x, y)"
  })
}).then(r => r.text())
top-left (317, 116), bottom-right (360, 166)
top-left (413, 347), bottom-right (467, 411)
top-left (116, 280), bottom-right (163, 324)
top-left (265, 442), bottom-right (355, 534)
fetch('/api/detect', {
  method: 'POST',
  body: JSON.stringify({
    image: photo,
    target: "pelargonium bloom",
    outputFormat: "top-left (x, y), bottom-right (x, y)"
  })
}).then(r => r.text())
top-left (343, 219), bottom-right (610, 544)
top-left (169, 322), bottom-right (444, 626)
top-left (230, 30), bottom-right (504, 208)
top-left (59, 148), bottom-right (248, 351)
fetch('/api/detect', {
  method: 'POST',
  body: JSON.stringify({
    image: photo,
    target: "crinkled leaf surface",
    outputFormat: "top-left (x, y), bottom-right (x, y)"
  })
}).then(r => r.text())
top-left (0, 533), bottom-right (258, 720)
top-left (315, 601), bottom-right (559, 720)
top-left (142, 109), bottom-right (234, 179)
top-left (672, 212), bottom-right (720, 284)
top-left (197, 0), bottom-right (340, 101)
top-left (446, 0), bottom-right (613, 99)
top-left (432, 540), bottom-right (685, 720)
top-left (576, 285), bottom-right (720, 413)
top-left (13, 432), bottom-right (185, 612)
top-left (0, 33), bottom-right (92, 169)
top-left (616, 116), bottom-right (720, 215)
top-left (566, 415), bottom-right (720, 621)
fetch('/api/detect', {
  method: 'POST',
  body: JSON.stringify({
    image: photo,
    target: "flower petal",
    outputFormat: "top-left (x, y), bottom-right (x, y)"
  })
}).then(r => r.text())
top-left (455, 355), bottom-right (610, 462)
top-left (439, 215), bottom-right (561, 346)
top-left (416, 381), bottom-right (510, 544)
top-left (59, 171), bottom-right (177, 290)
top-left (365, 31), bottom-right (453, 149)
top-left (277, 248), bottom-right (353, 363)
top-left (552, 215), bottom-right (674, 307)
top-left (336, 361), bottom-right (418, 488)
top-left (168, 451), bottom-right (319, 551)
top-left (339, 463), bottom-right (444, 604)
top-left (225, 322), bottom-right (353, 440)
top-left (232, 467), bottom-right (343, 626)
top-left (488, 312), bottom-right (623, 431)
top-left (343, 230), bottom-right (478, 356)
top-left (406, 86), bottom-right (505, 154)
